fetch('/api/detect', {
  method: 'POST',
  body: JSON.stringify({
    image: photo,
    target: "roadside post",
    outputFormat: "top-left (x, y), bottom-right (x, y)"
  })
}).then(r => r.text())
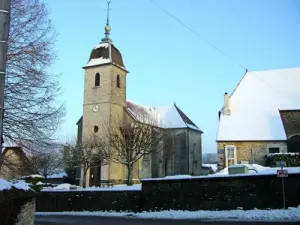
top-left (276, 160), bottom-right (287, 209)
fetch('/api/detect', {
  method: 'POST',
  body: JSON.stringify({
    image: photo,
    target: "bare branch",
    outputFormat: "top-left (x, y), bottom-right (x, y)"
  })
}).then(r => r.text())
top-left (103, 113), bottom-right (167, 185)
top-left (64, 136), bottom-right (110, 187)
top-left (3, 0), bottom-right (65, 149)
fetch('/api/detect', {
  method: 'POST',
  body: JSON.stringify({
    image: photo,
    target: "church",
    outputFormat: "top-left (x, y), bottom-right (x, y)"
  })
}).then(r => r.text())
top-left (76, 9), bottom-right (203, 186)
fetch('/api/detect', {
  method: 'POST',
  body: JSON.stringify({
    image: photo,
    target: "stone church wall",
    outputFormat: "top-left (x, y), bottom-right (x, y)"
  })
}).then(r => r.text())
top-left (148, 129), bottom-right (202, 178)
top-left (188, 129), bottom-right (202, 175)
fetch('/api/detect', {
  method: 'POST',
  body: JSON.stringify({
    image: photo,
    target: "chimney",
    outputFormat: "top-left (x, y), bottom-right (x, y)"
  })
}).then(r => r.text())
top-left (224, 92), bottom-right (231, 115)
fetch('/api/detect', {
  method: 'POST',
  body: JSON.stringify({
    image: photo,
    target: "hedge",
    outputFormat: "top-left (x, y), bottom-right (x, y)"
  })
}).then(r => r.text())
top-left (266, 153), bottom-right (300, 167)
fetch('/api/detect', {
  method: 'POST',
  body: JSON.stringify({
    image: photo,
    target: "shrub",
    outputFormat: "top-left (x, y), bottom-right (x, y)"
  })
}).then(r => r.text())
top-left (22, 175), bottom-right (44, 185)
top-left (266, 153), bottom-right (300, 167)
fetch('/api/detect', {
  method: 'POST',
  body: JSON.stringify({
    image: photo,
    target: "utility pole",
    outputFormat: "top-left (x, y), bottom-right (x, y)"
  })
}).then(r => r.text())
top-left (0, 0), bottom-right (11, 164)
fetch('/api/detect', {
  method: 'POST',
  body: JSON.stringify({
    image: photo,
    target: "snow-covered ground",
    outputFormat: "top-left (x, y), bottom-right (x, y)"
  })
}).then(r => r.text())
top-left (42, 183), bottom-right (142, 192)
top-left (35, 206), bottom-right (300, 221)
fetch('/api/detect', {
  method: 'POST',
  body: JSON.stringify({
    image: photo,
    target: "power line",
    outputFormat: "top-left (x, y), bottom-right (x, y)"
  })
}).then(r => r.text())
top-left (253, 74), bottom-right (298, 106)
top-left (147, 0), bottom-right (247, 71)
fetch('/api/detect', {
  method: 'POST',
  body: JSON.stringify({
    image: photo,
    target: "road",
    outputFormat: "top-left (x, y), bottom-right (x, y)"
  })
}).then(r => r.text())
top-left (35, 215), bottom-right (300, 225)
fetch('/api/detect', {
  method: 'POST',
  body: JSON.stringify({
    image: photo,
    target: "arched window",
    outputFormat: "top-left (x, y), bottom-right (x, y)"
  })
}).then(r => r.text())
top-left (95, 73), bottom-right (100, 86)
top-left (116, 75), bottom-right (120, 88)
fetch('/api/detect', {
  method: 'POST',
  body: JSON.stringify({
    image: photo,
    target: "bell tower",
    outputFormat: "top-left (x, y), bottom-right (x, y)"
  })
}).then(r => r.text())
top-left (81, 1), bottom-right (128, 186)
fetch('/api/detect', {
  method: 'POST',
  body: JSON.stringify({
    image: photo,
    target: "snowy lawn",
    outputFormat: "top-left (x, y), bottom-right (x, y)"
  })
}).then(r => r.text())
top-left (35, 206), bottom-right (300, 221)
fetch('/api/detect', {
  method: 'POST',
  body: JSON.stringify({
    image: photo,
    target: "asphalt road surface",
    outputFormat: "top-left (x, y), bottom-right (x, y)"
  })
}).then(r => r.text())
top-left (35, 215), bottom-right (300, 225)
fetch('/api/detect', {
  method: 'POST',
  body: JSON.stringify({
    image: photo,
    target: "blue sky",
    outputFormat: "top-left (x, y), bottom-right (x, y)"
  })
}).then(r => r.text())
top-left (45, 0), bottom-right (300, 153)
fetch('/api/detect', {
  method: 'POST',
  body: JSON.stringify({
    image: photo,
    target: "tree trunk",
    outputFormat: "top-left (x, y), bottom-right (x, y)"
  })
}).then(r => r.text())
top-left (0, 0), bottom-right (11, 169)
top-left (127, 164), bottom-right (134, 186)
top-left (44, 174), bottom-right (48, 185)
top-left (82, 169), bottom-right (87, 188)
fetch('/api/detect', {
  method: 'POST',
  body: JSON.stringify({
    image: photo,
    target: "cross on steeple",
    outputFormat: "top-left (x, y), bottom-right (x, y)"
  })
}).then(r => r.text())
top-left (106, 1), bottom-right (111, 26)
top-left (101, 1), bottom-right (113, 43)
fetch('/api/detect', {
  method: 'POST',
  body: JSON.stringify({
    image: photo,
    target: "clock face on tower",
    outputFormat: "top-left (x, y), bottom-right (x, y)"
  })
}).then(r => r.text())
top-left (92, 104), bottom-right (99, 112)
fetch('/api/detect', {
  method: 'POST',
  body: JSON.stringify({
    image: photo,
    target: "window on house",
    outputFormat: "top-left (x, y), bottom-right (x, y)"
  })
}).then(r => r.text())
top-left (225, 145), bottom-right (237, 167)
top-left (269, 147), bottom-right (280, 154)
top-left (95, 73), bottom-right (100, 86)
top-left (116, 75), bottom-right (120, 88)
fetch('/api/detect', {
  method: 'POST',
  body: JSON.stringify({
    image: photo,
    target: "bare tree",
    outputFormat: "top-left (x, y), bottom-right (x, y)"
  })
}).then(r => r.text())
top-left (104, 115), bottom-right (165, 186)
top-left (65, 136), bottom-right (109, 187)
top-left (28, 148), bottom-right (62, 184)
top-left (0, 0), bottom-right (11, 160)
top-left (3, 0), bottom-right (65, 149)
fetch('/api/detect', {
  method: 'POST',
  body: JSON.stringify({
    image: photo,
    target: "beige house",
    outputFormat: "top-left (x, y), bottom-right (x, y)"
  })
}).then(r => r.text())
top-left (216, 67), bottom-right (300, 170)
top-left (0, 147), bottom-right (33, 180)
top-left (76, 13), bottom-right (203, 186)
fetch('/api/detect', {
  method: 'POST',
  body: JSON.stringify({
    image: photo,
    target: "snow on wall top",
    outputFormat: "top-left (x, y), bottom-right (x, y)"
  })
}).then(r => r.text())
top-left (217, 67), bottom-right (300, 141)
top-left (0, 178), bottom-right (31, 191)
top-left (126, 100), bottom-right (201, 131)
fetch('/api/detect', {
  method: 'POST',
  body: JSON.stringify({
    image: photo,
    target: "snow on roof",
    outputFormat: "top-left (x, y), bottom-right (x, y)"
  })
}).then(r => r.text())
top-left (12, 140), bottom-right (64, 159)
top-left (217, 67), bottom-right (300, 141)
top-left (84, 42), bottom-right (127, 70)
top-left (86, 57), bottom-right (110, 67)
top-left (126, 100), bottom-right (201, 131)
top-left (94, 43), bottom-right (109, 49)
top-left (48, 172), bottom-right (67, 179)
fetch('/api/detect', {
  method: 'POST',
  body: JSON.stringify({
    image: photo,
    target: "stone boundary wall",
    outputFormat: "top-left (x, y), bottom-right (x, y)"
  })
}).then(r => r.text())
top-left (36, 190), bottom-right (141, 212)
top-left (36, 173), bottom-right (300, 212)
top-left (141, 173), bottom-right (300, 211)
top-left (0, 188), bottom-right (37, 225)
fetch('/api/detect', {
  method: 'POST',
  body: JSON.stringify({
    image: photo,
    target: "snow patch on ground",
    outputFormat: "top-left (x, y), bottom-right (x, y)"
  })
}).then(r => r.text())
top-left (35, 206), bottom-right (300, 221)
